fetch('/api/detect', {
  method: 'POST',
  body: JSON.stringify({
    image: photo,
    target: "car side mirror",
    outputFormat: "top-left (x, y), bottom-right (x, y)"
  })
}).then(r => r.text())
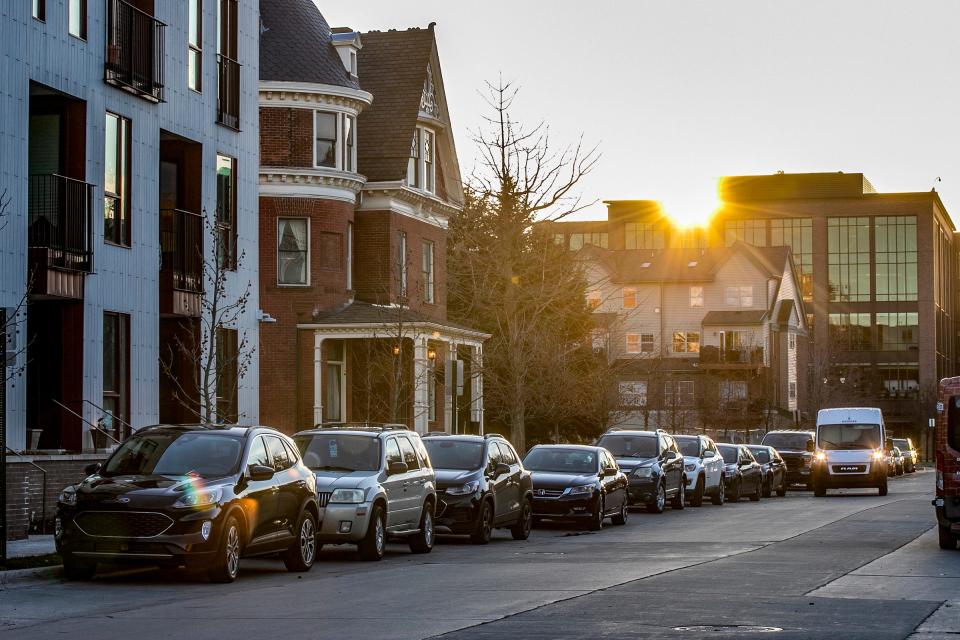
top-left (388, 461), bottom-right (409, 476)
top-left (602, 467), bottom-right (618, 477)
top-left (494, 462), bottom-right (511, 477)
top-left (666, 450), bottom-right (680, 461)
top-left (84, 462), bottom-right (102, 476)
top-left (702, 450), bottom-right (715, 459)
top-left (805, 441), bottom-right (815, 453)
top-left (249, 464), bottom-right (275, 481)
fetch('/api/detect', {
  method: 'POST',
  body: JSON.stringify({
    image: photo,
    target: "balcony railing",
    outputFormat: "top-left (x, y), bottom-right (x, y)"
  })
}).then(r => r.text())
top-left (699, 346), bottom-right (765, 366)
top-left (28, 174), bottom-right (94, 273)
top-left (159, 208), bottom-right (203, 292)
top-left (105, 0), bottom-right (166, 102)
top-left (217, 54), bottom-right (241, 129)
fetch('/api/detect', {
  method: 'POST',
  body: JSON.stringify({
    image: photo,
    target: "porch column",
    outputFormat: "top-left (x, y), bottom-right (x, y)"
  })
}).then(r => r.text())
top-left (471, 344), bottom-right (484, 435)
top-left (313, 332), bottom-right (324, 426)
top-left (444, 339), bottom-right (457, 433)
top-left (413, 334), bottom-right (430, 433)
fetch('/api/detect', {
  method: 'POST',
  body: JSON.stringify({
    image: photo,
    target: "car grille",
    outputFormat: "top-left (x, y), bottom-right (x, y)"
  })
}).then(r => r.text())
top-left (74, 511), bottom-right (173, 538)
top-left (832, 465), bottom-right (867, 474)
top-left (533, 488), bottom-right (565, 498)
top-left (317, 492), bottom-right (332, 508)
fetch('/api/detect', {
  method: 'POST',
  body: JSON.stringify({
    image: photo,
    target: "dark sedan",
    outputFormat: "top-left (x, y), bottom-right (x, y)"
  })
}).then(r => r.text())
top-left (717, 444), bottom-right (763, 502)
top-left (747, 445), bottom-right (787, 497)
top-left (56, 425), bottom-right (319, 582)
top-left (423, 434), bottom-right (533, 544)
top-left (523, 445), bottom-right (629, 530)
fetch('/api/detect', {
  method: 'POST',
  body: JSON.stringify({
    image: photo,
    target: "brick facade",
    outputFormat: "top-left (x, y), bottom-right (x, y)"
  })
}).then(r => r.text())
top-left (259, 107), bottom-right (315, 168)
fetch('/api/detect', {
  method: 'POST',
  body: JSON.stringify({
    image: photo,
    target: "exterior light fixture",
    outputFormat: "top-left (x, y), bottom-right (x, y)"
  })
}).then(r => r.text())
top-left (392, 345), bottom-right (401, 355)
top-left (427, 349), bottom-right (437, 360)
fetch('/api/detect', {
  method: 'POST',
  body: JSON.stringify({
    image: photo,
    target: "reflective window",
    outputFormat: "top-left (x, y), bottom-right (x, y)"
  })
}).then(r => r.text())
top-left (770, 218), bottom-right (812, 300)
top-left (879, 366), bottom-right (919, 398)
top-left (725, 286), bottom-right (753, 307)
top-left (315, 112), bottom-right (338, 167)
top-left (828, 313), bottom-right (871, 351)
top-left (672, 332), bottom-right (700, 354)
top-left (876, 312), bottom-right (918, 351)
top-left (265, 436), bottom-right (293, 471)
top-left (398, 437), bottom-right (420, 470)
top-left (690, 286), bottom-right (704, 308)
top-left (246, 436), bottom-right (271, 468)
top-left (625, 222), bottom-right (665, 250)
top-left (619, 381), bottom-right (647, 407)
top-left (385, 438), bottom-right (402, 465)
top-left (569, 232), bottom-right (608, 250)
top-left (104, 112), bottom-right (131, 246)
top-left (875, 216), bottom-right (917, 301)
top-left (724, 219), bottom-right (766, 247)
top-left (623, 287), bottom-right (637, 309)
top-left (828, 217), bottom-right (871, 301)
top-left (670, 228), bottom-right (707, 249)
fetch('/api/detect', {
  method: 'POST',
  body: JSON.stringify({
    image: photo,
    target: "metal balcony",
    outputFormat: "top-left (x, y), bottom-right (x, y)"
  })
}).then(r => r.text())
top-left (28, 174), bottom-right (94, 273)
top-left (217, 54), bottom-right (241, 130)
top-left (105, 0), bottom-right (166, 102)
top-left (159, 208), bottom-right (203, 292)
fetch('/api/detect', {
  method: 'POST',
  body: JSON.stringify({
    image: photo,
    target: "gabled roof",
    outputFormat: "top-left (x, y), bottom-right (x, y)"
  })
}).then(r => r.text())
top-left (259, 0), bottom-right (360, 89)
top-left (702, 310), bottom-right (768, 325)
top-left (309, 301), bottom-right (486, 336)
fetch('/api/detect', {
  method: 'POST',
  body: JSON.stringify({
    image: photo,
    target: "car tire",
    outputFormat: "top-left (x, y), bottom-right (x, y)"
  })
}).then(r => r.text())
top-left (282, 509), bottom-right (317, 573)
top-left (712, 478), bottom-right (725, 506)
top-left (208, 515), bottom-right (242, 583)
top-left (611, 500), bottom-right (628, 526)
top-left (878, 479), bottom-right (888, 497)
top-left (671, 481), bottom-right (686, 510)
top-left (728, 478), bottom-right (741, 503)
top-left (62, 557), bottom-right (96, 581)
top-left (408, 502), bottom-right (435, 554)
top-left (470, 500), bottom-right (493, 545)
top-left (588, 496), bottom-right (605, 531)
top-left (938, 524), bottom-right (958, 550)
top-left (358, 503), bottom-right (386, 561)
top-left (510, 498), bottom-right (533, 540)
top-left (750, 478), bottom-right (761, 502)
top-left (762, 478), bottom-right (772, 498)
top-left (813, 479), bottom-right (826, 497)
top-left (776, 477), bottom-right (787, 497)
top-left (647, 482), bottom-right (666, 514)
top-left (690, 476), bottom-right (704, 507)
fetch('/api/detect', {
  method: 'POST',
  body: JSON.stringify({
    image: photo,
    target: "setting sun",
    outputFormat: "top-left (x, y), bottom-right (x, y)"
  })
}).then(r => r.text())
top-left (656, 177), bottom-right (722, 228)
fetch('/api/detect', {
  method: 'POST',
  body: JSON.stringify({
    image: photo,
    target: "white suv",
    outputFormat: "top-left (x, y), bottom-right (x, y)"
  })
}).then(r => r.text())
top-left (673, 434), bottom-right (725, 506)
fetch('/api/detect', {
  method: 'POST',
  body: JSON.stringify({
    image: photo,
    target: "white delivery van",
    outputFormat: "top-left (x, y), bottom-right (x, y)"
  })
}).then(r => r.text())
top-left (812, 407), bottom-right (889, 497)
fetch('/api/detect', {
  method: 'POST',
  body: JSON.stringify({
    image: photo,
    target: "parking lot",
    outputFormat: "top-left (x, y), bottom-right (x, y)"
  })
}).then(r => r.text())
top-left (1, 469), bottom-right (955, 639)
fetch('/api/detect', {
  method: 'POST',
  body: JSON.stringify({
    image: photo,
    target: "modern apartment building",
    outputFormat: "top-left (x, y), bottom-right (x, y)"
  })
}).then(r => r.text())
top-left (553, 172), bottom-right (955, 440)
top-left (1, 0), bottom-right (260, 452)
top-left (257, 2), bottom-right (487, 435)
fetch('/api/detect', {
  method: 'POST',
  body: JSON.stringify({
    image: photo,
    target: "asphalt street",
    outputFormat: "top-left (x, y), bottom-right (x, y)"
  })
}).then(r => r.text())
top-left (1, 470), bottom-right (955, 640)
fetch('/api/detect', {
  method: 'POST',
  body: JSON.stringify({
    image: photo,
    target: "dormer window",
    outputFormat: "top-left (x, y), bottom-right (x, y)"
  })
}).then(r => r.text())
top-left (314, 110), bottom-right (357, 172)
top-left (330, 28), bottom-right (362, 78)
top-left (407, 126), bottom-right (436, 194)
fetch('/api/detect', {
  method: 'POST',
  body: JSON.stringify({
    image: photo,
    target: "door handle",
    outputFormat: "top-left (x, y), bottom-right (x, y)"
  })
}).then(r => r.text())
top-left (270, 486), bottom-right (280, 493)
top-left (402, 481), bottom-right (411, 488)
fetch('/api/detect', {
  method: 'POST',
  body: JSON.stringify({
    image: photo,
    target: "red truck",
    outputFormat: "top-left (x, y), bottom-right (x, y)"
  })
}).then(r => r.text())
top-left (935, 377), bottom-right (960, 550)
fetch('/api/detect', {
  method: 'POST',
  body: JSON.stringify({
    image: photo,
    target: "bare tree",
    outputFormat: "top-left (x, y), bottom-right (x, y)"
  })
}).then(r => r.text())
top-left (160, 213), bottom-right (253, 423)
top-left (1, 189), bottom-right (30, 388)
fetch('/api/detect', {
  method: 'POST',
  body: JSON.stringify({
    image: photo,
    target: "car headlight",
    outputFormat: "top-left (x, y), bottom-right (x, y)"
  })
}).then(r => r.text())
top-left (445, 481), bottom-right (480, 496)
top-left (872, 450), bottom-right (885, 461)
top-left (58, 487), bottom-right (77, 506)
top-left (173, 486), bottom-right (223, 508)
top-left (633, 467), bottom-right (653, 478)
top-left (684, 463), bottom-right (697, 472)
top-left (566, 484), bottom-right (595, 496)
top-left (330, 488), bottom-right (366, 504)
top-left (815, 451), bottom-right (827, 462)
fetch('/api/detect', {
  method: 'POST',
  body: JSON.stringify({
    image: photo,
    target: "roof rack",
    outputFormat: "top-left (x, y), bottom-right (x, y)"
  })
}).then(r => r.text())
top-left (313, 422), bottom-right (410, 432)
top-left (483, 433), bottom-right (504, 439)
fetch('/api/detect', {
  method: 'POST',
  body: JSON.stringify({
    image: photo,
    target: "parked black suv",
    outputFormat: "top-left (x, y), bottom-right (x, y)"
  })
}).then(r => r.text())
top-left (596, 429), bottom-right (686, 513)
top-left (56, 425), bottom-right (319, 582)
top-left (761, 430), bottom-right (815, 489)
top-left (422, 433), bottom-right (533, 543)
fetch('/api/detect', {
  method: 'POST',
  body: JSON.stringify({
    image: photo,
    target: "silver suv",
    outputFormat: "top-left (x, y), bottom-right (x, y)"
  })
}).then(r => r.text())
top-left (293, 424), bottom-right (436, 561)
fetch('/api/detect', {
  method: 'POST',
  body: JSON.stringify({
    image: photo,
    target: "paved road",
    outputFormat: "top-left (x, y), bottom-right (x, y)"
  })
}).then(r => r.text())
top-left (1, 470), bottom-right (956, 640)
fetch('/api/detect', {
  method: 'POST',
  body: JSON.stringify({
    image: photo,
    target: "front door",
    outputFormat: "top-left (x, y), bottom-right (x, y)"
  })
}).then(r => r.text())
top-left (496, 441), bottom-right (522, 520)
top-left (381, 437), bottom-right (408, 529)
top-left (243, 435), bottom-right (279, 546)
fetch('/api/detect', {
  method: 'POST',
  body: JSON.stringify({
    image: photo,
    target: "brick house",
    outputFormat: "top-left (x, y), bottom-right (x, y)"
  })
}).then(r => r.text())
top-left (258, 3), bottom-right (487, 435)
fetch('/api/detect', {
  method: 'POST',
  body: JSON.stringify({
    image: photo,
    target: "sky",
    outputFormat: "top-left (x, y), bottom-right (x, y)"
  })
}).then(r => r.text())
top-left (319, 1), bottom-right (960, 227)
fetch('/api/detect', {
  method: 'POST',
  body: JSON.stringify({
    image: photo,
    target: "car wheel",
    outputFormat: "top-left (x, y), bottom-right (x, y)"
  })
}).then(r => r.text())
top-left (712, 478), bottom-right (725, 506)
top-left (671, 481), bottom-right (686, 510)
top-left (62, 557), bottom-right (96, 581)
top-left (611, 499), bottom-right (628, 526)
top-left (762, 477), bottom-right (772, 498)
top-left (776, 476), bottom-right (787, 497)
top-left (813, 478), bottom-right (826, 497)
top-left (878, 479), bottom-right (888, 497)
top-left (938, 524), bottom-right (958, 550)
top-left (358, 503), bottom-right (386, 561)
top-left (470, 500), bottom-right (493, 545)
top-left (282, 509), bottom-right (317, 572)
top-left (750, 478), bottom-right (761, 501)
top-left (728, 478), bottom-right (741, 503)
top-left (588, 496), bottom-right (605, 531)
top-left (408, 502), bottom-right (435, 554)
top-left (208, 515), bottom-right (242, 583)
top-left (510, 498), bottom-right (533, 540)
top-left (647, 482), bottom-right (666, 514)
top-left (690, 476), bottom-right (704, 507)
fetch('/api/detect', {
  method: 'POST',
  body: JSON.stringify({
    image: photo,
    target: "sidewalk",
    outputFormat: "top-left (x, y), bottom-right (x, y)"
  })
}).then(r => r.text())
top-left (6, 535), bottom-right (56, 559)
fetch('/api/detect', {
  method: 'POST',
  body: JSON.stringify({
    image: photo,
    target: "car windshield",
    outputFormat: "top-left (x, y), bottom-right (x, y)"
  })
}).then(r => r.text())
top-left (423, 440), bottom-right (484, 470)
top-left (761, 433), bottom-right (812, 451)
top-left (817, 424), bottom-right (882, 450)
top-left (596, 434), bottom-right (657, 458)
top-left (294, 434), bottom-right (380, 472)
top-left (717, 445), bottom-right (739, 464)
top-left (891, 439), bottom-right (910, 450)
top-left (102, 432), bottom-right (243, 478)
top-left (523, 448), bottom-right (598, 474)
top-left (674, 437), bottom-right (701, 457)
top-left (749, 448), bottom-right (771, 463)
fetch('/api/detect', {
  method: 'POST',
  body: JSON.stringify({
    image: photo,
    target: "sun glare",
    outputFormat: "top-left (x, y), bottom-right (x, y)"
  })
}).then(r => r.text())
top-left (656, 178), bottom-right (722, 229)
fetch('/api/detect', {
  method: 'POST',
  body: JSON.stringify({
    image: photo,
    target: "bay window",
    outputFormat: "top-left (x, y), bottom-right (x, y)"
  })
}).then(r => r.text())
top-left (315, 111), bottom-right (358, 171)
top-left (422, 240), bottom-right (435, 303)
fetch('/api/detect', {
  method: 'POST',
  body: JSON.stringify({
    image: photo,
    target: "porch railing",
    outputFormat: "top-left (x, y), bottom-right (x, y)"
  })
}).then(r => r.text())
top-left (28, 174), bottom-right (94, 273)
top-left (104, 0), bottom-right (166, 102)
top-left (159, 208), bottom-right (203, 292)
top-left (217, 54), bottom-right (241, 129)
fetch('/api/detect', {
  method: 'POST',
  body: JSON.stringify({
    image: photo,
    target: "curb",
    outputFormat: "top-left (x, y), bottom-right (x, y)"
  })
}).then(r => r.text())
top-left (0, 565), bottom-right (63, 589)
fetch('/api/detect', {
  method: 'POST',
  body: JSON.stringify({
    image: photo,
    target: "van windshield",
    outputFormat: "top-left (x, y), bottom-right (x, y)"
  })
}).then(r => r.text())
top-left (817, 424), bottom-right (881, 450)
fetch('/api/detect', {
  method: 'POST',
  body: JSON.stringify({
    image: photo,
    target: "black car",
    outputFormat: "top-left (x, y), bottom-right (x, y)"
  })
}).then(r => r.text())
top-left (422, 433), bottom-right (533, 544)
top-left (56, 425), bottom-right (319, 582)
top-left (747, 445), bottom-right (787, 497)
top-left (523, 445), bottom-right (629, 530)
top-left (596, 429), bottom-right (686, 513)
top-left (760, 430), bottom-right (815, 489)
top-left (717, 444), bottom-right (763, 502)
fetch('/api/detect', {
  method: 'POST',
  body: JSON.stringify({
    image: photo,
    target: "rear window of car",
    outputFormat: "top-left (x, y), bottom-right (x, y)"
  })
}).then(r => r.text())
top-left (717, 445), bottom-right (738, 464)
top-left (596, 434), bottom-right (657, 458)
